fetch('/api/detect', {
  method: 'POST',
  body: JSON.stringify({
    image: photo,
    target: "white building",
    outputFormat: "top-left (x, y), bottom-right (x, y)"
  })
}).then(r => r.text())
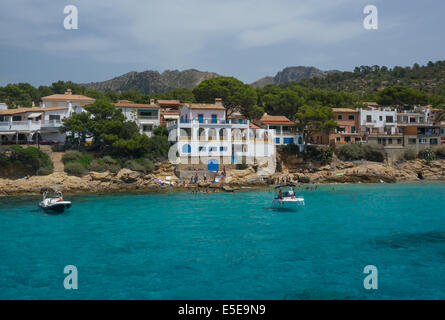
top-left (167, 99), bottom-right (276, 169)
top-left (359, 107), bottom-right (398, 135)
top-left (0, 90), bottom-right (95, 144)
top-left (257, 114), bottom-right (304, 151)
top-left (114, 100), bottom-right (160, 137)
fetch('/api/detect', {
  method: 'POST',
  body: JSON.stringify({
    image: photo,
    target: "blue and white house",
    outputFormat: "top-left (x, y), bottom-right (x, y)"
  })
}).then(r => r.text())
top-left (167, 99), bottom-right (276, 169)
top-left (257, 114), bottom-right (304, 151)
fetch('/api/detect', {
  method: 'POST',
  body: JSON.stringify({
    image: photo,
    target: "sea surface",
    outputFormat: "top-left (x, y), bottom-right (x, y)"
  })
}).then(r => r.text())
top-left (0, 182), bottom-right (445, 300)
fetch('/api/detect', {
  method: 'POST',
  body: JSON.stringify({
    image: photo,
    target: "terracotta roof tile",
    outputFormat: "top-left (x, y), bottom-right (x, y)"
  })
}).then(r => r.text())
top-left (0, 106), bottom-right (68, 115)
top-left (115, 100), bottom-right (159, 109)
top-left (42, 94), bottom-right (95, 101)
top-left (259, 114), bottom-right (295, 125)
top-left (185, 103), bottom-right (225, 110)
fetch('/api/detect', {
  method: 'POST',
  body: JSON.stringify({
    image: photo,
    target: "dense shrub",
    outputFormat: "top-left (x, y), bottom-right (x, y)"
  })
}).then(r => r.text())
top-left (124, 160), bottom-right (145, 172)
top-left (64, 162), bottom-right (87, 176)
top-left (36, 166), bottom-right (54, 176)
top-left (62, 150), bottom-right (82, 163)
top-left (135, 158), bottom-right (154, 173)
top-left (336, 143), bottom-right (364, 161)
top-left (88, 159), bottom-right (108, 172)
top-left (282, 143), bottom-right (300, 155)
top-left (6, 145), bottom-right (54, 175)
top-left (336, 143), bottom-right (385, 162)
top-left (436, 147), bottom-right (445, 159)
top-left (315, 146), bottom-right (334, 165)
top-left (62, 150), bottom-right (93, 168)
top-left (362, 144), bottom-right (385, 162)
top-left (418, 147), bottom-right (436, 165)
top-left (0, 153), bottom-right (10, 166)
top-left (402, 148), bottom-right (417, 161)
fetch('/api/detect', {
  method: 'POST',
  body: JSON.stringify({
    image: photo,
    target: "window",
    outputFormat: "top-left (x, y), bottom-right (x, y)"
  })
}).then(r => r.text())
top-left (344, 137), bottom-right (351, 142)
top-left (337, 115), bottom-right (343, 120)
top-left (283, 137), bottom-right (294, 144)
top-left (49, 115), bottom-right (61, 121)
top-left (220, 146), bottom-right (228, 151)
top-left (351, 126), bottom-right (356, 133)
top-left (386, 116), bottom-right (394, 123)
top-left (139, 111), bottom-right (156, 118)
top-left (377, 138), bottom-right (382, 144)
top-left (397, 138), bottom-right (402, 145)
top-left (430, 138), bottom-right (438, 145)
top-left (409, 117), bottom-right (416, 123)
top-left (355, 137), bottom-right (361, 142)
top-left (366, 115), bottom-right (372, 122)
top-left (336, 137), bottom-right (340, 142)
top-left (282, 126), bottom-right (290, 132)
top-left (388, 138), bottom-right (393, 144)
top-left (0, 116), bottom-right (4, 122)
top-left (199, 146), bottom-right (206, 151)
top-left (337, 127), bottom-right (345, 133)
top-left (408, 138), bottom-right (416, 144)
top-left (12, 116), bottom-right (21, 121)
top-left (348, 115), bottom-right (355, 120)
top-left (198, 114), bottom-right (204, 123)
top-left (275, 137), bottom-right (280, 144)
top-left (142, 125), bottom-right (152, 132)
top-left (182, 144), bottom-right (191, 153)
top-left (419, 138), bottom-right (427, 144)
top-left (211, 114), bottom-right (217, 123)
top-left (209, 147), bottom-right (217, 152)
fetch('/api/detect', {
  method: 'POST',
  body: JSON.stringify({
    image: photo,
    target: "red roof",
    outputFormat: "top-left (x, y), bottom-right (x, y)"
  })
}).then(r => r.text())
top-left (157, 100), bottom-right (181, 106)
top-left (115, 100), bottom-right (159, 109)
top-left (259, 114), bottom-right (295, 125)
top-left (41, 93), bottom-right (95, 102)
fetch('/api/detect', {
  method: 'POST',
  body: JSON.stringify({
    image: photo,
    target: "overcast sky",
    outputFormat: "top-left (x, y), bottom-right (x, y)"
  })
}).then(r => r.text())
top-left (0, 0), bottom-right (443, 86)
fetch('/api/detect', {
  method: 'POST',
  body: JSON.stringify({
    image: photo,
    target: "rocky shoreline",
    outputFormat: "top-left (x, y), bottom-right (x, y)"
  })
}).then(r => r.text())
top-left (0, 159), bottom-right (444, 197)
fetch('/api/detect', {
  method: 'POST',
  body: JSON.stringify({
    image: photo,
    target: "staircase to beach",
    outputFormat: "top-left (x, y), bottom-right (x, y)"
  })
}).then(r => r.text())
top-left (39, 145), bottom-right (64, 173)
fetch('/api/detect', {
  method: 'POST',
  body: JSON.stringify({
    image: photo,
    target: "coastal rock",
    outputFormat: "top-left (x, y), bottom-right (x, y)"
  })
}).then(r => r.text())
top-left (298, 175), bottom-right (311, 183)
top-left (245, 175), bottom-right (267, 185)
top-left (116, 169), bottom-right (140, 183)
top-left (90, 171), bottom-right (112, 182)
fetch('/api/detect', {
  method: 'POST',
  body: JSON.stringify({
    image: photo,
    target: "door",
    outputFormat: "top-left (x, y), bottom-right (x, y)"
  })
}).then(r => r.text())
top-left (208, 159), bottom-right (219, 172)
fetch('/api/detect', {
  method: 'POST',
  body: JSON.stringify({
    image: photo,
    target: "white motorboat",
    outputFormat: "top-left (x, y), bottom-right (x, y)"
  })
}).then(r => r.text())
top-left (272, 185), bottom-right (305, 208)
top-left (38, 191), bottom-right (72, 213)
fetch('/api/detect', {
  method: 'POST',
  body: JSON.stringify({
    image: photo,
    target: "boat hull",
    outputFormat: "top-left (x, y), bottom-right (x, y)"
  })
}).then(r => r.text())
top-left (39, 202), bottom-right (71, 213)
top-left (272, 198), bottom-right (305, 208)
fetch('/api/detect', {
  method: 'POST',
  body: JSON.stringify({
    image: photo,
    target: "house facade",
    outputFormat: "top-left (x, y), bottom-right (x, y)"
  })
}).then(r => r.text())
top-left (114, 100), bottom-right (160, 137)
top-left (257, 114), bottom-right (303, 150)
top-left (0, 90), bottom-right (95, 144)
top-left (167, 99), bottom-right (276, 170)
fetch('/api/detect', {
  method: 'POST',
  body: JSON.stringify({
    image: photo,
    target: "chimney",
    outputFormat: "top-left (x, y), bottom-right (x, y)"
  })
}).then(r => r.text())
top-left (150, 98), bottom-right (155, 105)
top-left (215, 98), bottom-right (223, 106)
top-left (65, 88), bottom-right (72, 95)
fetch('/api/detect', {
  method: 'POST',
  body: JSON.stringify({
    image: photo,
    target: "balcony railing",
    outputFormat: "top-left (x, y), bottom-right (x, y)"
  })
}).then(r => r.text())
top-left (138, 116), bottom-right (159, 120)
top-left (0, 120), bottom-right (63, 131)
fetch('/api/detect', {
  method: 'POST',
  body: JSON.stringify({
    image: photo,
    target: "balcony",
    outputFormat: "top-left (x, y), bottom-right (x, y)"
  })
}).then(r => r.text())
top-left (0, 120), bottom-right (62, 132)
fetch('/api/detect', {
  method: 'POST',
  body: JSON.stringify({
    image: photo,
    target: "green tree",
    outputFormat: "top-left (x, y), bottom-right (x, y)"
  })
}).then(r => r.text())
top-left (295, 104), bottom-right (337, 151)
top-left (193, 76), bottom-right (257, 116)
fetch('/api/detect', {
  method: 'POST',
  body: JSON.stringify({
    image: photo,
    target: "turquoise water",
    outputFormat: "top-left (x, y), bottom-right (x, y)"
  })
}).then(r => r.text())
top-left (0, 183), bottom-right (445, 300)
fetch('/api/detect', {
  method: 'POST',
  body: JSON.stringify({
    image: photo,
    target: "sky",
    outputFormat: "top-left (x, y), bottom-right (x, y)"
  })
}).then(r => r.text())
top-left (0, 0), bottom-right (444, 87)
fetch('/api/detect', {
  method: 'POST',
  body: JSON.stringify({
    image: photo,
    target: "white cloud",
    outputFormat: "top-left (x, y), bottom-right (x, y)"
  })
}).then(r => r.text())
top-left (0, 0), bottom-right (366, 65)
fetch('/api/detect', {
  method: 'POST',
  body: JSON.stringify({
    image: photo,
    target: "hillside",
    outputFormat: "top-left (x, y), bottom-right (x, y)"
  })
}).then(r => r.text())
top-left (82, 69), bottom-right (220, 94)
top-left (293, 61), bottom-right (445, 98)
top-left (251, 66), bottom-right (337, 88)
